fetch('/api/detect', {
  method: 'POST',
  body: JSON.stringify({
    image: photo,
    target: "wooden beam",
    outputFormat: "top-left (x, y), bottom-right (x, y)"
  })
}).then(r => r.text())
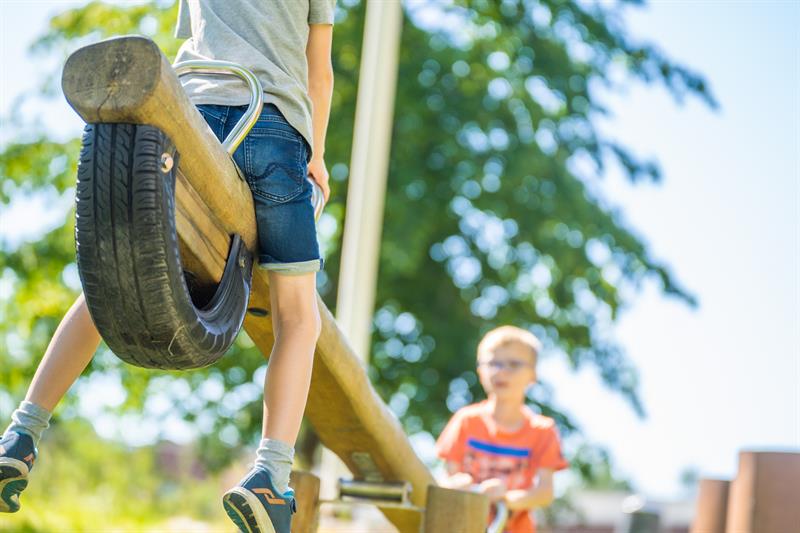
top-left (62, 36), bottom-right (434, 533)
top-left (423, 487), bottom-right (489, 533)
top-left (690, 478), bottom-right (729, 533)
top-left (726, 451), bottom-right (800, 533)
top-left (289, 471), bottom-right (321, 533)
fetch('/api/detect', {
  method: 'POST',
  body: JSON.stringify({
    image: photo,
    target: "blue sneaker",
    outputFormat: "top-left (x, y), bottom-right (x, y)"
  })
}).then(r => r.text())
top-left (0, 432), bottom-right (37, 513)
top-left (222, 468), bottom-right (296, 533)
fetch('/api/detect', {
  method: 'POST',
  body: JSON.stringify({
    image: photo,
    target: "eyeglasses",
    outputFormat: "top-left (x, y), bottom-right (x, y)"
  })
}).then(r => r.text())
top-left (477, 360), bottom-right (533, 372)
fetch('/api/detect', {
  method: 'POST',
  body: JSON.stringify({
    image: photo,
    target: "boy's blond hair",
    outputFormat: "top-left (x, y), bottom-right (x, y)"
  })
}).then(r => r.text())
top-left (477, 325), bottom-right (542, 366)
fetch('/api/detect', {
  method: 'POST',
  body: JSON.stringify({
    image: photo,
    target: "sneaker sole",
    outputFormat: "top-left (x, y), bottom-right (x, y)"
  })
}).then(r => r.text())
top-left (0, 458), bottom-right (29, 513)
top-left (222, 487), bottom-right (276, 533)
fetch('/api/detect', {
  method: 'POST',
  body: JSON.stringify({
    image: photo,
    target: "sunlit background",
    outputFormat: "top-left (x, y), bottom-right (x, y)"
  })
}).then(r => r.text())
top-left (1, 0), bottom-right (797, 531)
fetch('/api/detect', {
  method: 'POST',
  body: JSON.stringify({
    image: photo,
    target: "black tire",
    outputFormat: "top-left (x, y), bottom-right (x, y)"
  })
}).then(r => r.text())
top-left (75, 123), bottom-right (252, 370)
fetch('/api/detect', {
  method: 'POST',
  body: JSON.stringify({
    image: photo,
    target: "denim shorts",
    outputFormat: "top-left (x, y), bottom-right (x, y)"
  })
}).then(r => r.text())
top-left (196, 103), bottom-right (322, 274)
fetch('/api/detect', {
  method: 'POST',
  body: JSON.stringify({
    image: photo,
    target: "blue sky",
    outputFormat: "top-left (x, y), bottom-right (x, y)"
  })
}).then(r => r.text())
top-left (1, 0), bottom-right (798, 502)
top-left (538, 0), bottom-right (799, 499)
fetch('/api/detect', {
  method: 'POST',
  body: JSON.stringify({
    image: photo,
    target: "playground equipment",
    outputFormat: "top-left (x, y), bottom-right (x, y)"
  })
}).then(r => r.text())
top-left (70, 81), bottom-right (254, 369)
top-left (690, 451), bottom-right (800, 533)
top-left (488, 502), bottom-right (509, 533)
top-left (690, 479), bottom-right (729, 533)
top-left (61, 35), bottom-right (499, 532)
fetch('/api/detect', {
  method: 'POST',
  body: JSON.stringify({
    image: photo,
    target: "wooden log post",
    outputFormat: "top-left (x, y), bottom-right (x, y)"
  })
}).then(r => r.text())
top-left (289, 471), bottom-right (321, 533)
top-left (726, 451), bottom-right (800, 533)
top-left (690, 478), bottom-right (730, 533)
top-left (423, 486), bottom-right (489, 533)
top-left (61, 36), bottom-right (434, 533)
top-left (62, 35), bottom-right (256, 250)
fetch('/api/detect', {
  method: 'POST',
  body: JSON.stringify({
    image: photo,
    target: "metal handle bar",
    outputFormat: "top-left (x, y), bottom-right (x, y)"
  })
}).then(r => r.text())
top-left (488, 501), bottom-right (509, 533)
top-left (174, 60), bottom-right (263, 155)
top-left (174, 60), bottom-right (325, 219)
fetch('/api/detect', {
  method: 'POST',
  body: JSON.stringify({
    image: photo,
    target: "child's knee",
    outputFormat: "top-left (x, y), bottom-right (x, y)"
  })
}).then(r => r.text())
top-left (274, 304), bottom-right (321, 340)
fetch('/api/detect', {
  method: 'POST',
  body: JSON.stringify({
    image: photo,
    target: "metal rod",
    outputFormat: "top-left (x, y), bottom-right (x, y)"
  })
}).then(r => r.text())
top-left (173, 60), bottom-right (263, 155)
top-left (318, 499), bottom-right (422, 511)
top-left (487, 502), bottom-right (509, 533)
top-left (335, 0), bottom-right (402, 359)
top-left (338, 479), bottom-right (411, 503)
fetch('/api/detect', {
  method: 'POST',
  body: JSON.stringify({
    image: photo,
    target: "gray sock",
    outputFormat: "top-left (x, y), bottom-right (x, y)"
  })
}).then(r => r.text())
top-left (254, 438), bottom-right (295, 495)
top-left (5, 401), bottom-right (52, 445)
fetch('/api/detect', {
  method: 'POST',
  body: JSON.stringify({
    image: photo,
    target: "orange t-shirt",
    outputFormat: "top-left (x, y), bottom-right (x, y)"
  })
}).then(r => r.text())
top-left (435, 401), bottom-right (569, 533)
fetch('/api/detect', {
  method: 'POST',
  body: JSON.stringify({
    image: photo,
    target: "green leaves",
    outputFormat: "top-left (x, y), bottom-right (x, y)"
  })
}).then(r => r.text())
top-left (33, 1), bottom-right (182, 60)
top-left (355, 0), bottom-right (709, 432)
top-left (0, 138), bottom-right (80, 202)
top-left (1, 0), bottom-right (712, 479)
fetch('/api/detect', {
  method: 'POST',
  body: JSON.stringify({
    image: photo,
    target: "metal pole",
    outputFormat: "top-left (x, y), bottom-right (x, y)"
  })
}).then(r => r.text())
top-left (321, 0), bottom-right (404, 502)
top-left (335, 0), bottom-right (403, 362)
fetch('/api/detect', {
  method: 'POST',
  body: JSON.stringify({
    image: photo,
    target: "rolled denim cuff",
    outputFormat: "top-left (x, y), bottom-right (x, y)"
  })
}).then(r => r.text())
top-left (257, 258), bottom-right (322, 275)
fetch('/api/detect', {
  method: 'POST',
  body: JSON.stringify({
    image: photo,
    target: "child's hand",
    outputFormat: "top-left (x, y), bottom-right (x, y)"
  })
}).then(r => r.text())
top-left (307, 156), bottom-right (330, 202)
top-left (443, 472), bottom-right (474, 489)
top-left (478, 478), bottom-right (507, 502)
top-left (503, 488), bottom-right (528, 509)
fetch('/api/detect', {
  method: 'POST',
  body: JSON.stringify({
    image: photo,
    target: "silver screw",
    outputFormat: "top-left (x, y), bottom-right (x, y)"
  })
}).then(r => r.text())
top-left (160, 153), bottom-right (174, 173)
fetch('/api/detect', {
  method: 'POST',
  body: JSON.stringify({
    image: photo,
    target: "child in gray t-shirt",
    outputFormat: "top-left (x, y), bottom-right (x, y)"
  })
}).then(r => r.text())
top-left (173, 2), bottom-right (335, 532)
top-left (175, 0), bottom-right (334, 165)
top-left (0, 2), bottom-right (335, 532)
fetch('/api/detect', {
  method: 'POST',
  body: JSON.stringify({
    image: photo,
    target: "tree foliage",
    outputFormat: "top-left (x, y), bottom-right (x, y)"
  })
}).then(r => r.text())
top-left (0, 0), bottom-right (712, 479)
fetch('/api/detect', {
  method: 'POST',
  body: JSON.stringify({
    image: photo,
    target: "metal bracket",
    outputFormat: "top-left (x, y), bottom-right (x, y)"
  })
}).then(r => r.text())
top-left (320, 478), bottom-right (422, 512)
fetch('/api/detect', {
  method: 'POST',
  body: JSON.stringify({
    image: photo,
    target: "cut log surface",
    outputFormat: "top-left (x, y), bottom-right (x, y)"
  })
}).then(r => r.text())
top-left (424, 486), bottom-right (489, 533)
top-left (63, 35), bottom-right (434, 533)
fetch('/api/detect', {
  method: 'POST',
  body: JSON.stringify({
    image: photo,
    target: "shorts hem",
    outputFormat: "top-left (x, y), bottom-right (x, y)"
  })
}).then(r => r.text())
top-left (257, 258), bottom-right (322, 275)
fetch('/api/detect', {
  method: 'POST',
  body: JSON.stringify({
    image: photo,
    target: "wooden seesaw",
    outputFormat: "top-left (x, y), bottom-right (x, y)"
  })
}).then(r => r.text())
top-left (60, 35), bottom-right (504, 533)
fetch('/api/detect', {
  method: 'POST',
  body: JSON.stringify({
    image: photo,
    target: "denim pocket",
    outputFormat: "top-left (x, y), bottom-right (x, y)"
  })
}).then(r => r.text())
top-left (241, 128), bottom-right (307, 204)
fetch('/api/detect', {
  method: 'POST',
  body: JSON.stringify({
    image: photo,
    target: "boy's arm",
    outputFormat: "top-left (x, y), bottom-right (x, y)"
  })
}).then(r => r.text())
top-left (503, 468), bottom-right (554, 511)
top-left (306, 23), bottom-right (334, 201)
top-left (441, 461), bottom-right (508, 502)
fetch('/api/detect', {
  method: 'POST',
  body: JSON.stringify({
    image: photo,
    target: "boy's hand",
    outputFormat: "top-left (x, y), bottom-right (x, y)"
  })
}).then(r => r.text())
top-left (307, 156), bottom-right (330, 202)
top-left (504, 488), bottom-right (529, 509)
top-left (443, 472), bottom-right (474, 490)
top-left (478, 478), bottom-right (507, 502)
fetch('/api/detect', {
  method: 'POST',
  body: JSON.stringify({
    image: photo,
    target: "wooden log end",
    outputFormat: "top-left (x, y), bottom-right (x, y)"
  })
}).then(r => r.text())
top-left (424, 485), bottom-right (489, 533)
top-left (62, 35), bottom-right (163, 124)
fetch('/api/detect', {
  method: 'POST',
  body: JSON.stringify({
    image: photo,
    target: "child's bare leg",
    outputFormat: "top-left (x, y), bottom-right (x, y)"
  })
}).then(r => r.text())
top-left (263, 271), bottom-right (320, 440)
top-left (24, 292), bottom-right (101, 412)
top-left (5, 293), bottom-right (100, 440)
top-left (254, 271), bottom-right (320, 493)
top-left (2, 292), bottom-right (101, 513)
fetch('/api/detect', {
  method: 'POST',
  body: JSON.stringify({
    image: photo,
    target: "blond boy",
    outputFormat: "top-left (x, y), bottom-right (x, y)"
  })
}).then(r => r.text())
top-left (436, 326), bottom-right (568, 533)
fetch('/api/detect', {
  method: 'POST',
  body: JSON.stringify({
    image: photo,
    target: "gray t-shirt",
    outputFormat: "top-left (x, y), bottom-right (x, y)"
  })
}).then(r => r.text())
top-left (174, 0), bottom-right (335, 157)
